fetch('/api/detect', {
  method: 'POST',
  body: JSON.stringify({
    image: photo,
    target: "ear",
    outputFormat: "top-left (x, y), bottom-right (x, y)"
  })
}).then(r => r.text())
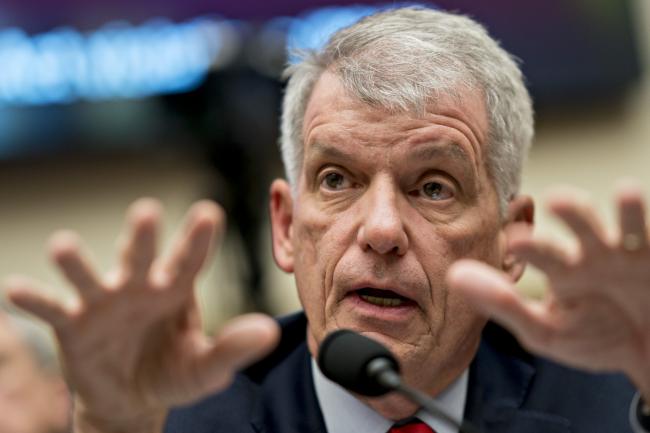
top-left (502, 194), bottom-right (534, 282)
top-left (269, 179), bottom-right (295, 273)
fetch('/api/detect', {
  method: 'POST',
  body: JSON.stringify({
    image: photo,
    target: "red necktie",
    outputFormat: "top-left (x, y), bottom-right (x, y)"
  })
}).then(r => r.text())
top-left (388, 420), bottom-right (436, 433)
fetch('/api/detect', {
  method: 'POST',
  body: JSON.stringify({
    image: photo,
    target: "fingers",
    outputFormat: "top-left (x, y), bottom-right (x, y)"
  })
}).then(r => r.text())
top-left (546, 189), bottom-right (609, 255)
top-left (447, 260), bottom-right (553, 352)
top-left (616, 181), bottom-right (648, 252)
top-left (193, 314), bottom-right (280, 393)
top-left (5, 276), bottom-right (70, 329)
top-left (9, 198), bottom-right (225, 326)
top-left (544, 184), bottom-right (650, 255)
top-left (162, 201), bottom-right (225, 290)
top-left (49, 231), bottom-right (105, 304)
top-left (119, 198), bottom-right (161, 285)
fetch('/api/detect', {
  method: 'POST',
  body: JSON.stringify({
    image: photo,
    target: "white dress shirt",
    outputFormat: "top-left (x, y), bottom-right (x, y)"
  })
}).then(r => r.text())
top-left (312, 359), bottom-right (468, 433)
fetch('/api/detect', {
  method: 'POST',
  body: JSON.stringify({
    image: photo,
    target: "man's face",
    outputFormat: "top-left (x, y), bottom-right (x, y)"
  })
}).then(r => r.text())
top-left (271, 71), bottom-right (515, 393)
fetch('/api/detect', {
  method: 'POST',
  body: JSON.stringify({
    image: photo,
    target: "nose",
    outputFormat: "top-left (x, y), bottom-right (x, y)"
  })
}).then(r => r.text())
top-left (356, 179), bottom-right (409, 256)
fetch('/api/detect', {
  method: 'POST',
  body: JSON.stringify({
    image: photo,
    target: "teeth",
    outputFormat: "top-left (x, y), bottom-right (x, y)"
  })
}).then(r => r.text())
top-left (360, 294), bottom-right (405, 307)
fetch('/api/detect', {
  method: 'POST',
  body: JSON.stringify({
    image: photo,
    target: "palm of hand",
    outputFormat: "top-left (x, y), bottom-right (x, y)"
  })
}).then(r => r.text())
top-left (58, 282), bottom-right (209, 417)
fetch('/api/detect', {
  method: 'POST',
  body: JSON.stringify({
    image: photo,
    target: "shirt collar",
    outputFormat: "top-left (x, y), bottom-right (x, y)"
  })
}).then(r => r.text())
top-left (312, 358), bottom-right (468, 433)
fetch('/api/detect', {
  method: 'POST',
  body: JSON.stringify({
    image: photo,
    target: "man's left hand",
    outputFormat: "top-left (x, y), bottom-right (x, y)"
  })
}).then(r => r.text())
top-left (447, 182), bottom-right (650, 401)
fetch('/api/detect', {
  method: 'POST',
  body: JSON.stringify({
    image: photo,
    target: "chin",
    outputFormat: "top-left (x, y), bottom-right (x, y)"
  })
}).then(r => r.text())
top-left (354, 329), bottom-right (427, 365)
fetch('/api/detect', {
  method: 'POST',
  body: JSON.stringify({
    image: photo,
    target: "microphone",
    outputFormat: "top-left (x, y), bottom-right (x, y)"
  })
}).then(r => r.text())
top-left (317, 329), bottom-right (479, 433)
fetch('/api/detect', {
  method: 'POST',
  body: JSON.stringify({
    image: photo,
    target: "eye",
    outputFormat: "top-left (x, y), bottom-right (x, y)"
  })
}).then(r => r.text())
top-left (321, 171), bottom-right (350, 190)
top-left (421, 181), bottom-right (454, 201)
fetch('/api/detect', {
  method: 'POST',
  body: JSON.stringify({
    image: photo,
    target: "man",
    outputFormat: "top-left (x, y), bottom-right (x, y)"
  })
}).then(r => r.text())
top-left (6, 7), bottom-right (650, 433)
top-left (0, 304), bottom-right (71, 433)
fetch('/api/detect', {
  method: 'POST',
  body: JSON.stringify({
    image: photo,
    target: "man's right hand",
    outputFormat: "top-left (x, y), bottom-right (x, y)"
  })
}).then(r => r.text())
top-left (5, 198), bottom-right (280, 433)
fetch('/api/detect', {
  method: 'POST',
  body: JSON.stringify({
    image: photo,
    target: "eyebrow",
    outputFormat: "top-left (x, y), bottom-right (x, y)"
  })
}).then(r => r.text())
top-left (309, 142), bottom-right (351, 161)
top-left (407, 141), bottom-right (470, 163)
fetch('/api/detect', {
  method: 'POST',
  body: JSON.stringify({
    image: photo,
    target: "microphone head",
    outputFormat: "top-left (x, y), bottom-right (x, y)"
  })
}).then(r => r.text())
top-left (317, 329), bottom-right (400, 397)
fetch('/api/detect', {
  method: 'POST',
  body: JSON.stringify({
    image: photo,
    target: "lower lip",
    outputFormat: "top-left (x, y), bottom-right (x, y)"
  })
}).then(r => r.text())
top-left (345, 291), bottom-right (418, 321)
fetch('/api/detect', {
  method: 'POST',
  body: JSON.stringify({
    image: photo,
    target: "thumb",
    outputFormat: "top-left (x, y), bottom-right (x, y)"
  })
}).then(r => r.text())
top-left (446, 259), bottom-right (526, 321)
top-left (193, 313), bottom-right (280, 394)
top-left (447, 259), bottom-right (547, 344)
top-left (447, 259), bottom-right (514, 300)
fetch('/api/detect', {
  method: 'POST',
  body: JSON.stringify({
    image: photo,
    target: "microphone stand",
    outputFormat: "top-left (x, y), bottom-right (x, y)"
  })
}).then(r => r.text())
top-left (367, 358), bottom-right (480, 433)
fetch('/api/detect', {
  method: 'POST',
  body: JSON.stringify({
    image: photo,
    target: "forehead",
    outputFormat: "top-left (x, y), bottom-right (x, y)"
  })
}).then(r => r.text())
top-left (302, 71), bottom-right (489, 155)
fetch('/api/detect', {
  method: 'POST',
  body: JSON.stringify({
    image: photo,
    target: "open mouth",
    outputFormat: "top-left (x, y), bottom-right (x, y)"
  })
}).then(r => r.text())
top-left (356, 288), bottom-right (415, 308)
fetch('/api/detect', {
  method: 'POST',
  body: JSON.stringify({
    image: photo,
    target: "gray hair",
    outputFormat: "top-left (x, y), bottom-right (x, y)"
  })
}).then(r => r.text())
top-left (280, 7), bottom-right (534, 214)
top-left (1, 299), bottom-right (61, 375)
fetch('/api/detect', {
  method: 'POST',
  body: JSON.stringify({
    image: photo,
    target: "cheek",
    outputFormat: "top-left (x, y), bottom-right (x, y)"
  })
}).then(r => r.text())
top-left (291, 202), bottom-right (347, 322)
top-left (411, 214), bottom-right (502, 297)
top-left (443, 212), bottom-right (503, 266)
top-left (292, 201), bottom-right (362, 354)
top-left (412, 209), bottom-right (501, 327)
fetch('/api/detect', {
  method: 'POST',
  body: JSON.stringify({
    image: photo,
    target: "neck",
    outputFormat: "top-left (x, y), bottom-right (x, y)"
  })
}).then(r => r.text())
top-left (361, 392), bottom-right (420, 420)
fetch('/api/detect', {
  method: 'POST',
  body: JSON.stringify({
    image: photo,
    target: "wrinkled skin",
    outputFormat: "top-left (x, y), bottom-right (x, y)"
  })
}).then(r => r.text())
top-left (269, 71), bottom-right (533, 418)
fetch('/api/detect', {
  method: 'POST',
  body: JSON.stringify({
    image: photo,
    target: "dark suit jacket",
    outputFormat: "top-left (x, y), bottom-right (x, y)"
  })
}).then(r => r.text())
top-left (164, 312), bottom-right (636, 433)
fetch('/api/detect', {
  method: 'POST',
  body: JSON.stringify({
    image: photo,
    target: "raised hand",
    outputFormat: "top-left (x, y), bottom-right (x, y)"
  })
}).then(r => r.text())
top-left (5, 199), bottom-right (280, 433)
top-left (447, 183), bottom-right (650, 400)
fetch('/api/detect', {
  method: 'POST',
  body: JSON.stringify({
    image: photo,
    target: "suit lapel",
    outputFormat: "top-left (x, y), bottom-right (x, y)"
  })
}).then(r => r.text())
top-left (464, 323), bottom-right (572, 433)
top-left (249, 318), bottom-right (327, 433)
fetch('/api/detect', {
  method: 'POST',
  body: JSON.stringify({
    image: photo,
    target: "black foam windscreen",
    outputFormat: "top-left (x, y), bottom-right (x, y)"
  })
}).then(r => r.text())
top-left (317, 329), bottom-right (400, 397)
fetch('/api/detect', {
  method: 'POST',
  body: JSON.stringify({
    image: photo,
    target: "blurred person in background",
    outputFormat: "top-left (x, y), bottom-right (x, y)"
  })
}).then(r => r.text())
top-left (0, 301), bottom-right (71, 433)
